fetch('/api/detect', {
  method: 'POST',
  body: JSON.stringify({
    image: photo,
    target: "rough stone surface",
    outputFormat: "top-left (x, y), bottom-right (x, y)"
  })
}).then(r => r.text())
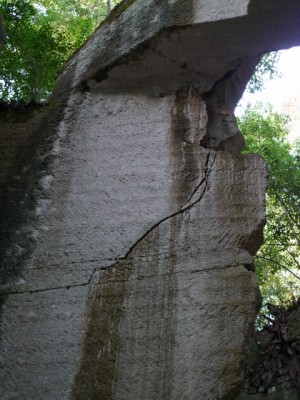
top-left (71, 149), bottom-right (265, 400)
top-left (0, 0), bottom-right (300, 399)
top-left (238, 389), bottom-right (300, 400)
top-left (0, 286), bottom-right (88, 399)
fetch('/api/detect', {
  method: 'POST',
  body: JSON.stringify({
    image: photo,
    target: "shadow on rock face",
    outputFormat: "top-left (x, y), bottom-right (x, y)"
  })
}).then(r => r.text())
top-left (0, 102), bottom-right (67, 322)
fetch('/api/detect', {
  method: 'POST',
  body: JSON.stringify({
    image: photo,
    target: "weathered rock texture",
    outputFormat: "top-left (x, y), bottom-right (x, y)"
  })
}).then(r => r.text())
top-left (0, 0), bottom-right (300, 399)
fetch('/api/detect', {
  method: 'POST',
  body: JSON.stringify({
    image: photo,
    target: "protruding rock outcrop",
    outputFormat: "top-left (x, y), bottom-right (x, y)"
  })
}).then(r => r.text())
top-left (0, 1), bottom-right (300, 399)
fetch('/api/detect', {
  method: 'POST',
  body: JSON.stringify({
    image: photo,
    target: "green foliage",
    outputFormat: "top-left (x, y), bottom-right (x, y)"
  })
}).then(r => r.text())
top-left (238, 104), bottom-right (300, 310)
top-left (0, 0), bottom-right (70, 101)
top-left (248, 52), bottom-right (281, 93)
top-left (0, 0), bottom-right (120, 102)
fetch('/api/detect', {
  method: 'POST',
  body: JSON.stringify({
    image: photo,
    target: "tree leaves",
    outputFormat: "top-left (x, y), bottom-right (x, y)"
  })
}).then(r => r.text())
top-left (0, 0), bottom-right (121, 102)
top-left (247, 52), bottom-right (281, 93)
top-left (238, 104), bottom-right (300, 308)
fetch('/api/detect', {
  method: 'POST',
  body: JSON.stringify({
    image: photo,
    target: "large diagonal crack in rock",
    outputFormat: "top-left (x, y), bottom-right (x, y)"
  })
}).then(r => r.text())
top-left (0, 0), bottom-right (299, 399)
top-left (121, 150), bottom-right (214, 260)
top-left (71, 148), bottom-right (266, 400)
top-left (0, 150), bottom-right (213, 296)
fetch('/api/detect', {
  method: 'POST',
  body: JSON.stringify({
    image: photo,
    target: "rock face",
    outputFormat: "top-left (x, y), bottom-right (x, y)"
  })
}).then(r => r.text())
top-left (0, 1), bottom-right (300, 399)
top-left (70, 147), bottom-right (265, 400)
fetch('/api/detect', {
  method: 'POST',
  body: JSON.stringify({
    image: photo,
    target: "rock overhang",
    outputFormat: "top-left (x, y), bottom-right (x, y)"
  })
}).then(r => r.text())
top-left (55, 0), bottom-right (300, 98)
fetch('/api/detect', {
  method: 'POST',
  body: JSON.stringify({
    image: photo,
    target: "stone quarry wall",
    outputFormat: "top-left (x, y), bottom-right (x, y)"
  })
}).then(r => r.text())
top-left (1, 1), bottom-right (300, 399)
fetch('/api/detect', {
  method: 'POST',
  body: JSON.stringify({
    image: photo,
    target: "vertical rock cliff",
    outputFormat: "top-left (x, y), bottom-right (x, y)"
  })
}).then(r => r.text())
top-left (1, 0), bottom-right (300, 399)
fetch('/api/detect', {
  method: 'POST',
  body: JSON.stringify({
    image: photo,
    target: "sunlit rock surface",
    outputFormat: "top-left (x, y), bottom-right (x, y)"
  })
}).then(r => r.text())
top-left (0, 0), bottom-right (300, 399)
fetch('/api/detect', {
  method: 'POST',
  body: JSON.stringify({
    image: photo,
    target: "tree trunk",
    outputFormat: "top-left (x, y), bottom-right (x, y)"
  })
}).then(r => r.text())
top-left (0, 14), bottom-right (6, 47)
top-left (107, 0), bottom-right (111, 15)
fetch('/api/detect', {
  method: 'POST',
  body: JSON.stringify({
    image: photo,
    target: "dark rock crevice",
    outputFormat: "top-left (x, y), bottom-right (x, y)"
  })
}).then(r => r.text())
top-left (204, 56), bottom-right (261, 153)
top-left (121, 150), bottom-right (215, 260)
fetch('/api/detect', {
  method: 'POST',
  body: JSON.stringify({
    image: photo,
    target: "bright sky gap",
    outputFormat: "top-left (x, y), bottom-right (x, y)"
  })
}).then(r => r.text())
top-left (236, 46), bottom-right (300, 142)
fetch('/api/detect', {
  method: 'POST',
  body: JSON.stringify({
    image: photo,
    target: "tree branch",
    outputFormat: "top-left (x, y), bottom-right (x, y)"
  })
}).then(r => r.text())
top-left (273, 190), bottom-right (300, 247)
top-left (256, 255), bottom-right (300, 281)
top-left (286, 249), bottom-right (300, 269)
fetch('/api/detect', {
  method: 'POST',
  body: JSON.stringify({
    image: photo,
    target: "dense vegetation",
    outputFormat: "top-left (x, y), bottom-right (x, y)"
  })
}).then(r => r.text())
top-left (238, 104), bottom-right (300, 317)
top-left (0, 0), bottom-right (120, 102)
